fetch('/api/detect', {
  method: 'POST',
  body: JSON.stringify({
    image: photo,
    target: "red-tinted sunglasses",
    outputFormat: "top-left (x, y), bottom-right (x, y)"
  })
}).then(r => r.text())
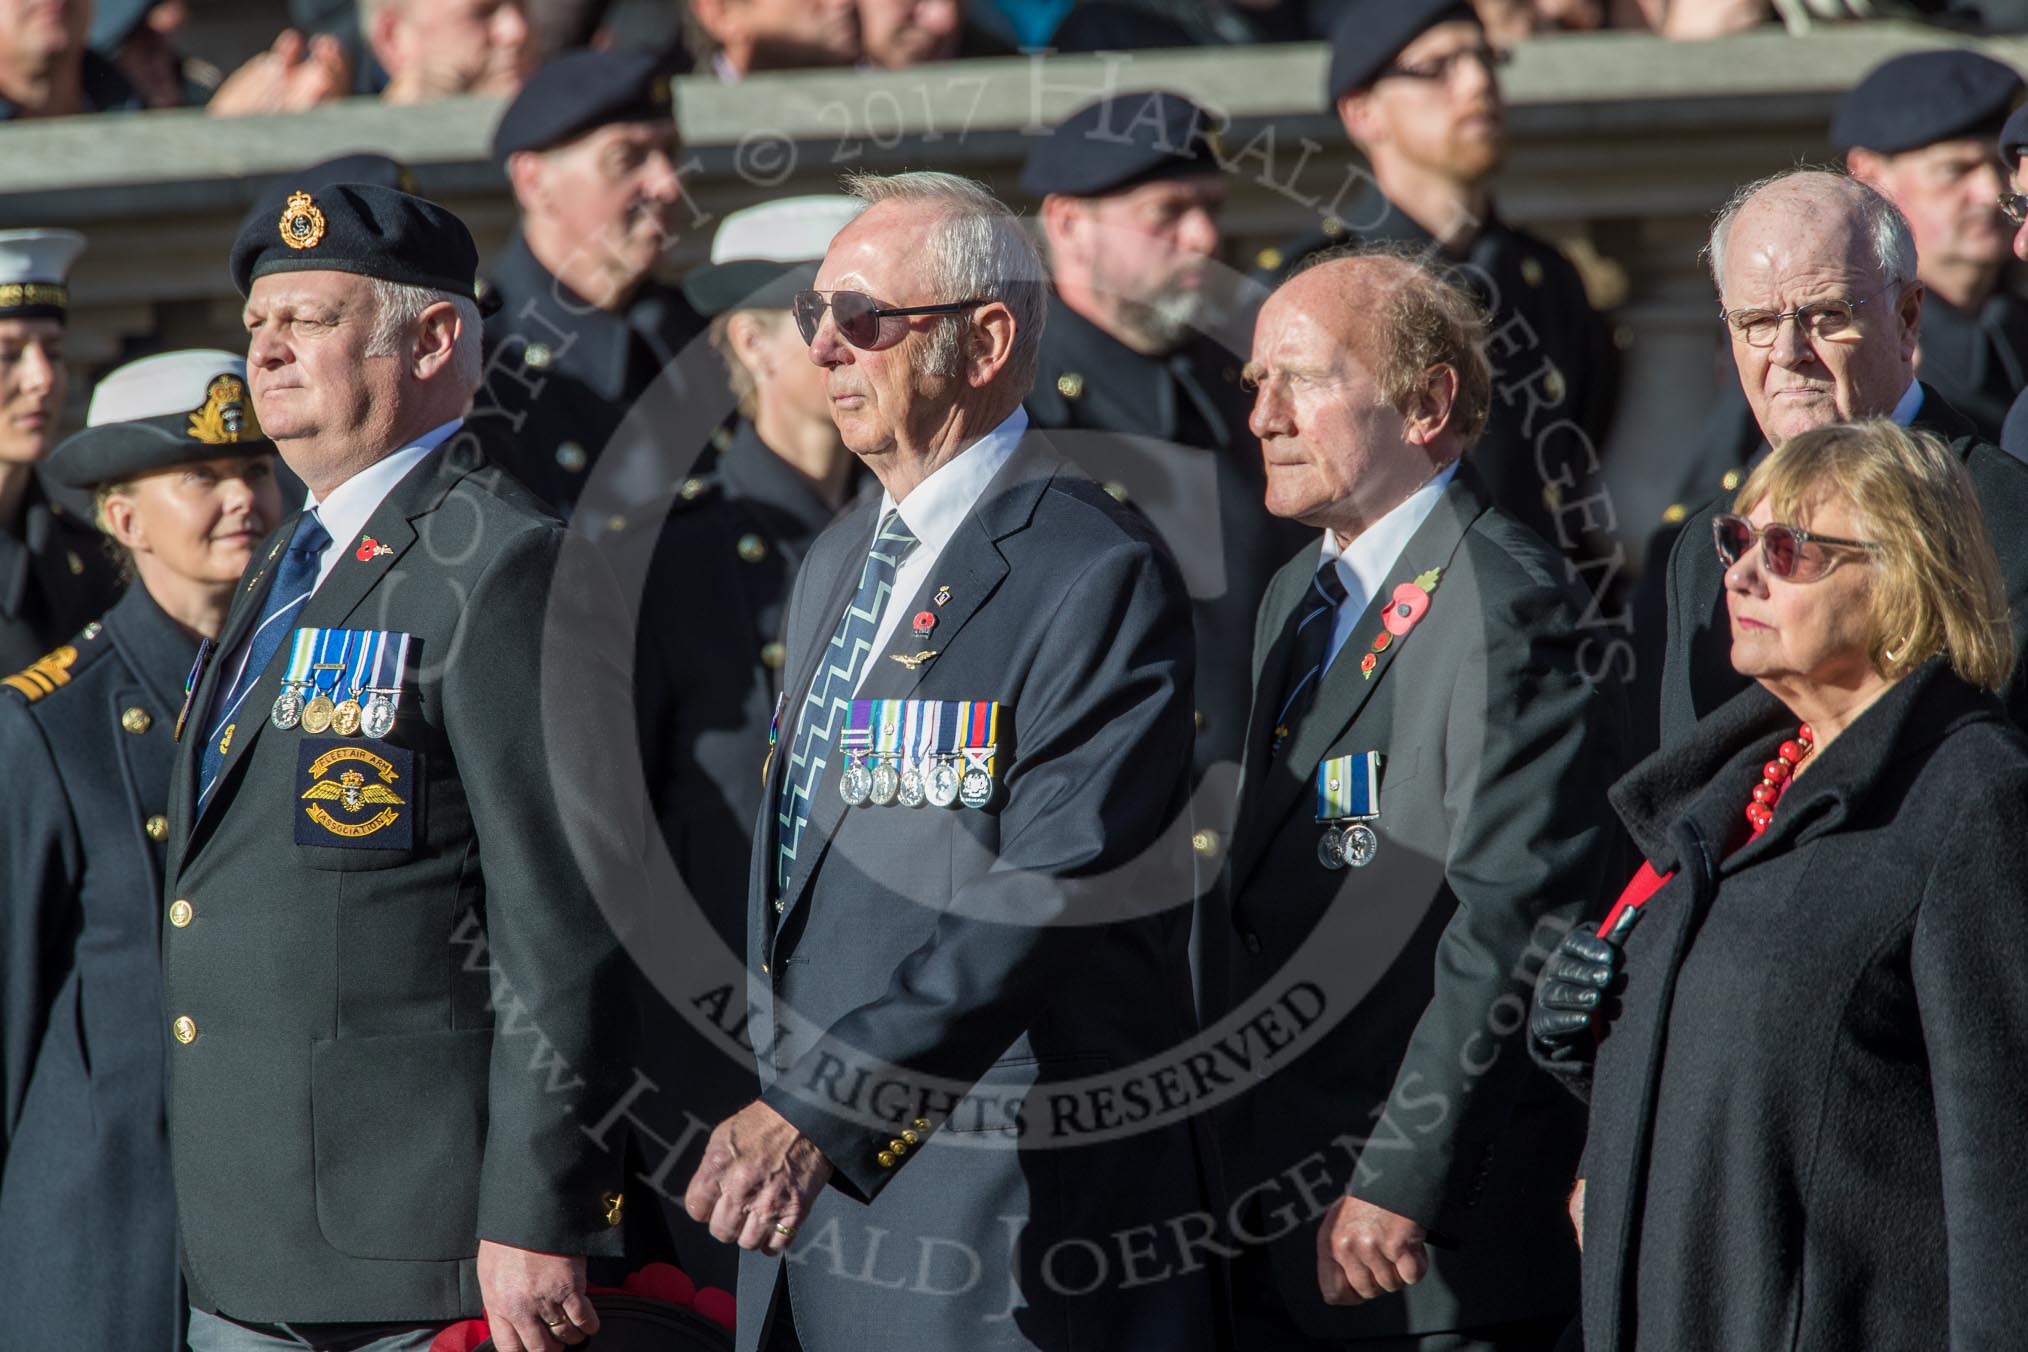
top-left (1712, 512), bottom-right (1878, 582)
top-left (792, 289), bottom-right (985, 350)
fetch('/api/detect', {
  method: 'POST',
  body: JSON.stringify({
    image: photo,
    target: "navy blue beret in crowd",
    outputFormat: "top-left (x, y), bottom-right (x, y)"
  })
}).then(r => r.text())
top-left (1833, 49), bottom-right (2023, 155)
top-left (1018, 89), bottom-right (1224, 198)
top-left (491, 47), bottom-right (675, 162)
top-left (229, 182), bottom-right (479, 300)
top-left (1325, 0), bottom-right (1480, 104)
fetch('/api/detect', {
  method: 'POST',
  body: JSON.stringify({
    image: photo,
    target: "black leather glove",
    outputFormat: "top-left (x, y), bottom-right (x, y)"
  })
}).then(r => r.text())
top-left (1529, 910), bottom-right (1636, 1103)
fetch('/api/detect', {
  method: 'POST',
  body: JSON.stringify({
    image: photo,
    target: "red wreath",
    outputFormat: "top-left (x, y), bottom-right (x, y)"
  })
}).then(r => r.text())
top-left (429, 1263), bottom-right (734, 1350)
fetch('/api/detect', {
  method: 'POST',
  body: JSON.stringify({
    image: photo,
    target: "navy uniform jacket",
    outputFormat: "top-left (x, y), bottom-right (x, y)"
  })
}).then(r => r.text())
top-left (737, 433), bottom-right (1219, 1352)
top-left (1216, 465), bottom-right (1624, 1339)
top-left (471, 232), bottom-right (705, 517)
top-left (1655, 384), bottom-right (2028, 744)
top-left (0, 475), bottom-right (122, 673)
top-left (0, 585), bottom-right (197, 1352)
top-left (1917, 288), bottom-right (2028, 442)
top-left (161, 437), bottom-right (641, 1322)
top-left (1024, 291), bottom-right (1310, 784)
top-left (626, 419), bottom-right (847, 1290)
top-left (1257, 184), bottom-right (1621, 557)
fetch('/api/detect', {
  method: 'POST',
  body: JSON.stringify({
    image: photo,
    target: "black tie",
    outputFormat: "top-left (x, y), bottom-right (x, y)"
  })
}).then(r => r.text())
top-left (1269, 560), bottom-right (1350, 758)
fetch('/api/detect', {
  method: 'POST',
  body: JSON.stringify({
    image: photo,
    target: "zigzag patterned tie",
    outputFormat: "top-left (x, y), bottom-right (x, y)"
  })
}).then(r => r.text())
top-left (1268, 560), bottom-right (1350, 759)
top-left (776, 509), bottom-right (919, 895)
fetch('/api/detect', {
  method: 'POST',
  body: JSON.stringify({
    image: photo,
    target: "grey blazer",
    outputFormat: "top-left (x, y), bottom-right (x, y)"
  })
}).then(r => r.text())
top-left (1215, 465), bottom-right (1625, 1340)
top-left (737, 434), bottom-right (1221, 1352)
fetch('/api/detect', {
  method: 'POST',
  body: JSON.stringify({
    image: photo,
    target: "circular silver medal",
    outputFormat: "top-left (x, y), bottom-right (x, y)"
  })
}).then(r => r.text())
top-left (361, 693), bottom-right (396, 739)
top-left (270, 684), bottom-right (305, 730)
top-left (926, 758), bottom-right (961, 808)
top-left (1317, 828), bottom-right (1346, 870)
top-left (869, 761), bottom-right (901, 806)
top-left (959, 768), bottom-right (992, 809)
top-left (839, 756), bottom-right (872, 807)
top-left (1341, 822), bottom-right (1379, 868)
top-left (898, 764), bottom-right (926, 808)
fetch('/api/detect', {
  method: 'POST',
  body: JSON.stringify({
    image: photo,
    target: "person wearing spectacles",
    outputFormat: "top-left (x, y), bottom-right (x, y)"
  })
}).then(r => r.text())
top-left (1838, 50), bottom-right (2028, 446)
top-left (1646, 167), bottom-right (2028, 751)
top-left (682, 171), bottom-right (1217, 1352)
top-left (1534, 418), bottom-right (2028, 1352)
top-left (1250, 0), bottom-right (1620, 566)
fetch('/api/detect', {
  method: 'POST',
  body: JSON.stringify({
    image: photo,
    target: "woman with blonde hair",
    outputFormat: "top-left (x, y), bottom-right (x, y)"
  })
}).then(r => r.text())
top-left (1532, 418), bottom-right (2028, 1349)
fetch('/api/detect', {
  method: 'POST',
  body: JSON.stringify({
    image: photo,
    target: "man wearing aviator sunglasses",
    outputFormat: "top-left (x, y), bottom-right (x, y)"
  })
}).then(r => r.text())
top-left (1649, 168), bottom-right (2028, 747)
top-left (1252, 0), bottom-right (1618, 558)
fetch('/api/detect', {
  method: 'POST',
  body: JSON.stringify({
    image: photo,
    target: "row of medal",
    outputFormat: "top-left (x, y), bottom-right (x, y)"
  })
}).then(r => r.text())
top-left (838, 698), bottom-right (1001, 811)
top-left (269, 627), bottom-right (410, 741)
top-left (1316, 750), bottom-right (1383, 871)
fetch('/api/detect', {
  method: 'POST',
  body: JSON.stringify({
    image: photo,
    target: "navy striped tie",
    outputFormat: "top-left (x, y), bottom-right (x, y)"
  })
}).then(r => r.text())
top-left (776, 510), bottom-right (919, 894)
top-left (198, 510), bottom-right (331, 809)
top-left (1269, 560), bottom-right (1351, 758)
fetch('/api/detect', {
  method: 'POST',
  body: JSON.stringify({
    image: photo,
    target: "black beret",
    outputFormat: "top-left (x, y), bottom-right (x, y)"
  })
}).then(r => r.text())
top-left (492, 48), bottom-right (675, 162)
top-left (1018, 89), bottom-right (1223, 199)
top-left (1833, 49), bottom-right (2023, 155)
top-left (239, 153), bottom-right (417, 245)
top-left (230, 183), bottom-right (478, 300)
top-left (47, 351), bottom-right (270, 492)
top-left (1326, 0), bottom-right (1479, 104)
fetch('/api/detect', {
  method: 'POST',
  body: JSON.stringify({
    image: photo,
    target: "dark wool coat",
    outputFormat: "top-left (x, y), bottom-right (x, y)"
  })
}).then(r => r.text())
top-left (1581, 661), bottom-right (2028, 1352)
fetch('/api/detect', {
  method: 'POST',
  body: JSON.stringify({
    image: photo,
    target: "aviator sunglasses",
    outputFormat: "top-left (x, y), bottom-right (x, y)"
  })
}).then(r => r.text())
top-left (792, 289), bottom-right (986, 350)
top-left (1712, 512), bottom-right (1879, 583)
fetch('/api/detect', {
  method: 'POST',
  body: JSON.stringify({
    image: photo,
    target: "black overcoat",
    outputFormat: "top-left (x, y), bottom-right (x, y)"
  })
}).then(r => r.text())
top-left (1582, 661), bottom-right (2028, 1351)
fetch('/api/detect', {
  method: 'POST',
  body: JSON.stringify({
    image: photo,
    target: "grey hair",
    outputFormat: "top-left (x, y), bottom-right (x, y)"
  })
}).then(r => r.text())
top-left (1705, 167), bottom-right (1918, 298)
top-left (365, 279), bottom-right (483, 391)
top-left (840, 169), bottom-right (1047, 395)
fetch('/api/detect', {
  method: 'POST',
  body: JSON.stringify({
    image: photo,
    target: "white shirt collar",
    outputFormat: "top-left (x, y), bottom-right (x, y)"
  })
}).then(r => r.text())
top-left (1318, 459), bottom-right (1459, 652)
top-left (304, 419), bottom-right (461, 586)
top-left (879, 405), bottom-right (1028, 560)
top-left (1890, 379), bottom-right (1924, 427)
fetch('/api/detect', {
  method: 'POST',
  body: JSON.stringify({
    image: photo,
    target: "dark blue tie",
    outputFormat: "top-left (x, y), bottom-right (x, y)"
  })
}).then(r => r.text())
top-left (1269, 560), bottom-right (1351, 758)
top-left (776, 509), bottom-right (919, 895)
top-left (198, 510), bottom-right (331, 809)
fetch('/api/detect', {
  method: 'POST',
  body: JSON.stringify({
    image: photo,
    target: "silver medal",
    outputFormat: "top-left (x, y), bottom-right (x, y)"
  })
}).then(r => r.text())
top-left (959, 768), bottom-right (992, 810)
top-left (1317, 828), bottom-right (1346, 870)
top-left (898, 763), bottom-right (926, 808)
top-left (270, 683), bottom-right (305, 730)
top-left (1341, 823), bottom-right (1379, 868)
top-left (926, 758), bottom-right (961, 808)
top-left (361, 692), bottom-right (396, 739)
top-left (839, 755), bottom-right (872, 807)
top-left (869, 760), bottom-right (900, 806)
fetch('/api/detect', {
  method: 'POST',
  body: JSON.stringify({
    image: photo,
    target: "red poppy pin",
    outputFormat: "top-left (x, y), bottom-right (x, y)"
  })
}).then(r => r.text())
top-left (913, 609), bottom-right (937, 638)
top-left (1361, 567), bottom-right (1442, 679)
top-left (356, 535), bottom-right (393, 562)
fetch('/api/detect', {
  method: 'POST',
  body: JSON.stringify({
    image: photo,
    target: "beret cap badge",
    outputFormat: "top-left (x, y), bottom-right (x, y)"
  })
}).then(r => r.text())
top-left (187, 373), bottom-right (259, 445)
top-left (279, 191), bottom-right (327, 251)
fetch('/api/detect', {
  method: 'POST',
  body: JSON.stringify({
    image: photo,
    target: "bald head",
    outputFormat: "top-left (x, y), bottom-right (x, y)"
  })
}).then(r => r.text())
top-left (1708, 169), bottom-right (1925, 447)
top-left (1247, 251), bottom-right (1489, 538)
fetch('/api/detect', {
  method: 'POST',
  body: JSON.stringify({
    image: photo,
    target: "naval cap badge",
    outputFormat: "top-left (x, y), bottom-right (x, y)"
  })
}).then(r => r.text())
top-left (279, 191), bottom-right (327, 251)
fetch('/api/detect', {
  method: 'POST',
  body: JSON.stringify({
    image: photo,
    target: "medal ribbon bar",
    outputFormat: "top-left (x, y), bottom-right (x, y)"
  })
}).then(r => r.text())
top-left (1316, 751), bottom-right (1383, 822)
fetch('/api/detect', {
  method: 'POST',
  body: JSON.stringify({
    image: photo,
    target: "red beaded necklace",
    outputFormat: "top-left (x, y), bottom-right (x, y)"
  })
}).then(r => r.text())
top-left (1745, 723), bottom-right (1815, 833)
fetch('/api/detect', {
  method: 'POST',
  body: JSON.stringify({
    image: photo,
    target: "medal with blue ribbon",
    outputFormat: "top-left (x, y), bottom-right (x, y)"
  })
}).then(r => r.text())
top-left (1315, 751), bottom-right (1383, 870)
top-left (358, 631), bottom-right (410, 738)
top-left (272, 628), bottom-right (412, 737)
top-left (836, 698), bottom-right (1004, 810)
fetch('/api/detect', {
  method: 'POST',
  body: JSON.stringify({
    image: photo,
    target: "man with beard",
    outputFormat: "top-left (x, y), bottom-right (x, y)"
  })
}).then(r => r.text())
top-left (685, 0), bottom-right (858, 80)
top-left (0, 228), bottom-right (121, 671)
top-left (1023, 89), bottom-right (1309, 793)
top-left (476, 47), bottom-right (701, 516)
top-left (1256, 0), bottom-right (1618, 559)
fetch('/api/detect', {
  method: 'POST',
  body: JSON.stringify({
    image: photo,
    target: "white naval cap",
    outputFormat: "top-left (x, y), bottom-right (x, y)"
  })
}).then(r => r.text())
top-left (683, 195), bottom-right (866, 316)
top-left (86, 349), bottom-right (249, 426)
top-left (0, 228), bottom-right (87, 319)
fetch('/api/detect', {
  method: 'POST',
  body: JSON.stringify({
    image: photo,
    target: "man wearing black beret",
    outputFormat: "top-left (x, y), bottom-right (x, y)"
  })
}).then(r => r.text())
top-left (165, 182), bottom-right (642, 1352)
top-left (1257, 0), bottom-right (1619, 563)
top-left (1, 350), bottom-right (280, 1352)
top-left (1022, 89), bottom-right (1308, 791)
top-left (473, 46), bottom-right (703, 517)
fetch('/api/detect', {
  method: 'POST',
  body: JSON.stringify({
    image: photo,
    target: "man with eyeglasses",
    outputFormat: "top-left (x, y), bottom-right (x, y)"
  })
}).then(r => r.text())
top-left (681, 170), bottom-right (1217, 1352)
top-left (1651, 167), bottom-right (2028, 746)
top-left (1252, 0), bottom-right (1619, 560)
